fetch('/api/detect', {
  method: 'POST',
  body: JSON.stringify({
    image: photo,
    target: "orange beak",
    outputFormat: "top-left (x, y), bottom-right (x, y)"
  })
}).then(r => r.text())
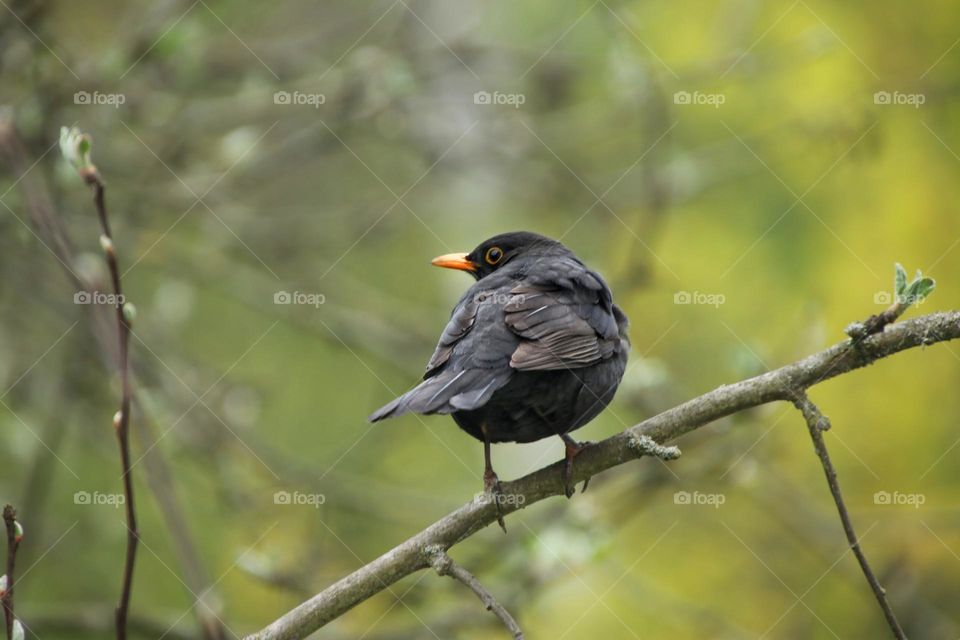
top-left (431, 252), bottom-right (477, 272)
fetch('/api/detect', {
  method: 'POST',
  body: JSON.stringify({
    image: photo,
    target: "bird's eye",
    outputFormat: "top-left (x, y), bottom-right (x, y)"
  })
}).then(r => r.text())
top-left (485, 246), bottom-right (504, 265)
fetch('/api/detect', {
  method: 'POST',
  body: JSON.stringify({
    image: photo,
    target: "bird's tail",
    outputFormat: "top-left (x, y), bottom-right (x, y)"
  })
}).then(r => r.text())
top-left (368, 369), bottom-right (509, 422)
top-left (368, 395), bottom-right (406, 422)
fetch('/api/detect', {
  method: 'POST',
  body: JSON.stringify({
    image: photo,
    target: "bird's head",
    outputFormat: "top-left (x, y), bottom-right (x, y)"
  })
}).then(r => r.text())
top-left (431, 231), bottom-right (569, 280)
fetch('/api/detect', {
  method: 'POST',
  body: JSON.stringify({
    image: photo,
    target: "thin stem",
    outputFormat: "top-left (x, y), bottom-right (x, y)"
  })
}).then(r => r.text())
top-left (82, 168), bottom-right (138, 640)
top-left (427, 547), bottom-right (523, 639)
top-left (792, 392), bottom-right (907, 640)
top-left (3, 505), bottom-right (20, 640)
top-left (2, 121), bottom-right (223, 640)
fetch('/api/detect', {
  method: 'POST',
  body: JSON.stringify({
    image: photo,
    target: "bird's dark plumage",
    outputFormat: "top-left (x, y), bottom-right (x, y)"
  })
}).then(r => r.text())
top-left (369, 231), bottom-right (629, 505)
top-left (369, 232), bottom-right (630, 444)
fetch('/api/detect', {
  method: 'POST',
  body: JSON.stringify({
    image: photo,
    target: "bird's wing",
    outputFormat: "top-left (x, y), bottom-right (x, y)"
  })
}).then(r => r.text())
top-left (504, 257), bottom-right (623, 371)
top-left (423, 294), bottom-right (479, 377)
top-left (368, 290), bottom-right (517, 421)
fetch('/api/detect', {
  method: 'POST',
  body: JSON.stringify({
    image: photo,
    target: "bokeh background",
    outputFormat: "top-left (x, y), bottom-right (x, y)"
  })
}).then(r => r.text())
top-left (2, 1), bottom-right (959, 638)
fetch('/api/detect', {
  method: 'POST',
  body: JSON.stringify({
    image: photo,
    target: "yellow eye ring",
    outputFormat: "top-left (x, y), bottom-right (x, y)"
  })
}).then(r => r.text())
top-left (485, 246), bottom-right (504, 265)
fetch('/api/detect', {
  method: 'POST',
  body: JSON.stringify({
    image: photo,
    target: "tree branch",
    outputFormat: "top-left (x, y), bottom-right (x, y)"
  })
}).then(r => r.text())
top-left (88, 160), bottom-right (139, 640)
top-left (1, 118), bottom-right (229, 640)
top-left (2, 505), bottom-right (21, 640)
top-left (2, 119), bottom-right (228, 640)
top-left (792, 392), bottom-right (907, 639)
top-left (247, 310), bottom-right (960, 640)
top-left (61, 128), bottom-right (139, 640)
top-left (425, 546), bottom-right (523, 639)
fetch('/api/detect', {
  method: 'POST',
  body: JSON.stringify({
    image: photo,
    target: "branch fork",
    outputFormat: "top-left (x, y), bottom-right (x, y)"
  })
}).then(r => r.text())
top-left (791, 391), bottom-right (905, 639)
top-left (425, 545), bottom-right (524, 639)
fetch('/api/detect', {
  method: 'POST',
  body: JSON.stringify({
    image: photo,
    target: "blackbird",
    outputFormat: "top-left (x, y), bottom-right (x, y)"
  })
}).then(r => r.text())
top-left (369, 231), bottom-right (630, 506)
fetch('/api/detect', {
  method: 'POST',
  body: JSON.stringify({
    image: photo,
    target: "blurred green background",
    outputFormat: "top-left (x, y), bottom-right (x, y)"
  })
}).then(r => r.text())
top-left (2, 1), bottom-right (959, 638)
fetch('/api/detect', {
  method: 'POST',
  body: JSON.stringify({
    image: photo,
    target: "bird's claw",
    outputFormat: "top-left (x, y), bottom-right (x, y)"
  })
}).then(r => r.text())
top-left (562, 437), bottom-right (594, 498)
top-left (483, 469), bottom-right (507, 533)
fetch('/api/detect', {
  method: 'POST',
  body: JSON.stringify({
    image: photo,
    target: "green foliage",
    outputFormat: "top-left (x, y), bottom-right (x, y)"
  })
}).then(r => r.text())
top-left (58, 126), bottom-right (93, 173)
top-left (894, 262), bottom-right (936, 306)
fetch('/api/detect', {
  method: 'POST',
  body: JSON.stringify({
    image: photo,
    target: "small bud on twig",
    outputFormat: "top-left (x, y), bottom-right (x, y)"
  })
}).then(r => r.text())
top-left (122, 302), bottom-right (137, 326)
top-left (59, 126), bottom-right (95, 174)
top-left (62, 124), bottom-right (140, 640)
top-left (99, 234), bottom-right (115, 258)
top-left (846, 263), bottom-right (937, 340)
top-left (12, 523), bottom-right (21, 545)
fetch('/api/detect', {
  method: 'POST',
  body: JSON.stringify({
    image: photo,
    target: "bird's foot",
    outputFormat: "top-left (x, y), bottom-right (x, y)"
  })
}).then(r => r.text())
top-left (483, 468), bottom-right (507, 533)
top-left (562, 436), bottom-right (594, 498)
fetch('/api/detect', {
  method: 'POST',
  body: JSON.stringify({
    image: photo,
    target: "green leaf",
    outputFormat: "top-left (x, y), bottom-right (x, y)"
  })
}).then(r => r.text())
top-left (905, 276), bottom-right (935, 303)
top-left (59, 125), bottom-right (93, 172)
top-left (894, 263), bottom-right (907, 296)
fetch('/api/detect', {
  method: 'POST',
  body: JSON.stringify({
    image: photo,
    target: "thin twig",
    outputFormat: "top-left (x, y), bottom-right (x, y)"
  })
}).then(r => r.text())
top-left (792, 392), bottom-right (907, 640)
top-left (846, 300), bottom-right (913, 340)
top-left (3, 120), bottom-right (224, 640)
top-left (426, 546), bottom-right (523, 639)
top-left (2, 505), bottom-right (20, 640)
top-left (78, 163), bottom-right (139, 640)
top-left (247, 310), bottom-right (960, 640)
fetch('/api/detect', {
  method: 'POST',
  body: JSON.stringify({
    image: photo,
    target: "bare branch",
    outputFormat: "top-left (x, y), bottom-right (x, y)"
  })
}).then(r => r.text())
top-left (3, 120), bottom-right (230, 640)
top-left (247, 310), bottom-right (960, 640)
top-left (792, 392), bottom-right (907, 639)
top-left (425, 546), bottom-right (523, 639)
top-left (88, 166), bottom-right (138, 640)
top-left (61, 128), bottom-right (140, 640)
top-left (2, 505), bottom-right (21, 640)
top-left (3, 119), bottom-right (227, 640)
